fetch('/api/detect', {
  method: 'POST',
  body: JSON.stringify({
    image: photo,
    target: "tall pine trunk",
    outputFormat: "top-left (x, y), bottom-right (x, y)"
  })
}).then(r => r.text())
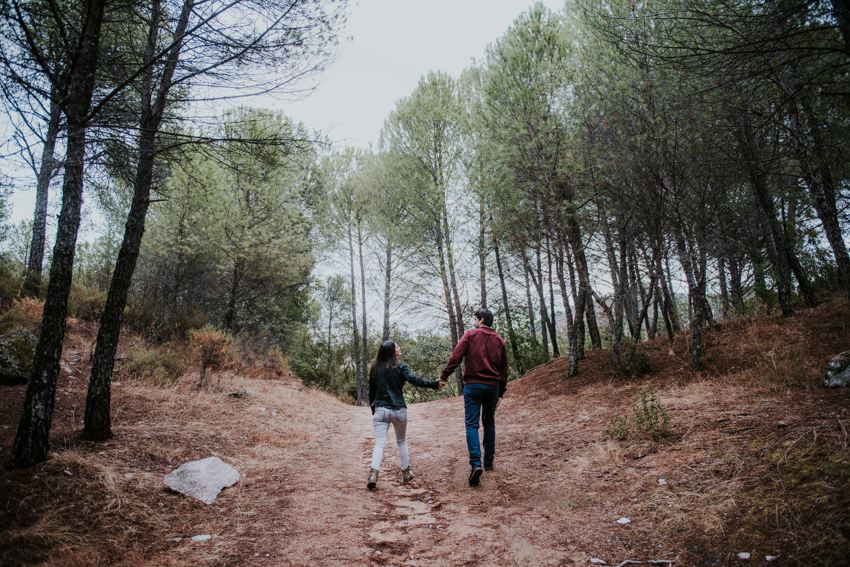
top-left (433, 221), bottom-right (461, 391)
top-left (495, 244), bottom-right (523, 375)
top-left (523, 259), bottom-right (536, 342)
top-left (23, 94), bottom-right (62, 297)
top-left (348, 223), bottom-right (362, 405)
top-left (478, 198), bottom-right (487, 309)
top-left (11, 0), bottom-right (108, 468)
top-left (674, 228), bottom-right (706, 371)
top-left (382, 242), bottom-right (392, 341)
top-left (547, 241), bottom-right (560, 357)
top-left (567, 218), bottom-right (601, 350)
top-left (84, 0), bottom-right (194, 440)
top-left (359, 224), bottom-right (369, 405)
top-left (564, 239), bottom-right (584, 360)
top-left (443, 209), bottom-right (465, 340)
top-left (555, 240), bottom-right (577, 373)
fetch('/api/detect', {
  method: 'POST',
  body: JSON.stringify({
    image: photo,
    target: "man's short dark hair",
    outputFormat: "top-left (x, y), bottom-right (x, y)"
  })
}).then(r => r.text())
top-left (474, 308), bottom-right (494, 327)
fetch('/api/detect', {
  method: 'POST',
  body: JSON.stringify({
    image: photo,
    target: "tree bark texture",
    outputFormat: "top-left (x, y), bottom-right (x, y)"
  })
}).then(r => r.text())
top-left (23, 94), bottom-right (62, 297)
top-left (674, 228), bottom-right (706, 371)
top-left (567, 218), bottom-right (601, 350)
top-left (382, 243), bottom-right (392, 341)
top-left (555, 240), bottom-right (578, 373)
top-left (443, 210), bottom-right (465, 340)
top-left (359, 225), bottom-right (369, 406)
top-left (478, 200), bottom-right (487, 309)
top-left (564, 238), bottom-right (584, 360)
top-left (433, 220), bottom-right (462, 391)
top-left (495, 244), bottom-right (523, 375)
top-left (523, 262), bottom-right (536, 342)
top-left (546, 243), bottom-right (560, 357)
top-left (738, 122), bottom-right (795, 316)
top-left (86, 0), bottom-right (194, 440)
top-left (11, 0), bottom-right (108, 468)
top-left (348, 224), bottom-right (362, 405)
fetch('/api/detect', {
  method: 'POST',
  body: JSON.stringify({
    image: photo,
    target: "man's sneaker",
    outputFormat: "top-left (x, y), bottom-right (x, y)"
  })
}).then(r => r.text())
top-left (484, 464), bottom-right (494, 471)
top-left (468, 466), bottom-right (483, 486)
top-left (401, 467), bottom-right (414, 483)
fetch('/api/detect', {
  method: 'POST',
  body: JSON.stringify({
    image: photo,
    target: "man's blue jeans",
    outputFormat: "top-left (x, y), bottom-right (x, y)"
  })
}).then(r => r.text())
top-left (463, 383), bottom-right (499, 468)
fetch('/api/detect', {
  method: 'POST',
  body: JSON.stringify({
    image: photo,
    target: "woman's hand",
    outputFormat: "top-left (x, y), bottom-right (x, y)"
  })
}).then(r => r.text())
top-left (437, 379), bottom-right (446, 390)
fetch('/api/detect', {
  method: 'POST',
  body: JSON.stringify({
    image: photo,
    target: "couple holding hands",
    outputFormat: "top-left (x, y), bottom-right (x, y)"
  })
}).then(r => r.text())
top-left (367, 308), bottom-right (509, 489)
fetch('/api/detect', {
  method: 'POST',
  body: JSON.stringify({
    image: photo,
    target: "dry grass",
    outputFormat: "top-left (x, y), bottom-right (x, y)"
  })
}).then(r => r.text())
top-left (0, 334), bottom-right (346, 566)
top-left (505, 299), bottom-right (850, 565)
top-left (1, 300), bottom-right (849, 566)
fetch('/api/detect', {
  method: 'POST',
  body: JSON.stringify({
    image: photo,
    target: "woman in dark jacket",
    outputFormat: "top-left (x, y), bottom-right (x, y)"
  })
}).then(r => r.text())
top-left (367, 340), bottom-right (444, 490)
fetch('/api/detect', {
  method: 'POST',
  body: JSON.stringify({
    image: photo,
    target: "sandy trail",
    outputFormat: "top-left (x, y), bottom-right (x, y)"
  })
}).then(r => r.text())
top-left (256, 392), bottom-right (643, 567)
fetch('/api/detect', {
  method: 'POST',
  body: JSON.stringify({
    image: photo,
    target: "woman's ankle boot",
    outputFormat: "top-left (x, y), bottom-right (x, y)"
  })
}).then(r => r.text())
top-left (367, 468), bottom-right (379, 490)
top-left (401, 467), bottom-right (414, 483)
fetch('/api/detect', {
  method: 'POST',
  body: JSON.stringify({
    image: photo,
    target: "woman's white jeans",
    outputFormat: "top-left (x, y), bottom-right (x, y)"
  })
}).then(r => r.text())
top-left (370, 406), bottom-right (409, 471)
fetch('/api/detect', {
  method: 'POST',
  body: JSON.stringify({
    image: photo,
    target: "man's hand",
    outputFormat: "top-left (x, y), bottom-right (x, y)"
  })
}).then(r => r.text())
top-left (438, 379), bottom-right (446, 390)
top-left (495, 397), bottom-right (502, 410)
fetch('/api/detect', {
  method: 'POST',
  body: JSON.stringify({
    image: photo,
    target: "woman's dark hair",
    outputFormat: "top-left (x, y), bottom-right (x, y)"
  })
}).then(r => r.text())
top-left (369, 340), bottom-right (399, 381)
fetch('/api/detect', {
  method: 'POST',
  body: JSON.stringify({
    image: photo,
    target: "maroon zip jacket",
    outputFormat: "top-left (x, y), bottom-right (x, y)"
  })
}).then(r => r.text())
top-left (440, 326), bottom-right (509, 397)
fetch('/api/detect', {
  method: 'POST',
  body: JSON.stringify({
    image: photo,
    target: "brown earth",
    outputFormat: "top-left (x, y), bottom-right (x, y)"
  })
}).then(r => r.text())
top-left (1, 300), bottom-right (850, 566)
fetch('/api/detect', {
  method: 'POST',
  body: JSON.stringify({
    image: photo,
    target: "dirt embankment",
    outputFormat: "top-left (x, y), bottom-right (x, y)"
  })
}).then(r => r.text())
top-left (1, 301), bottom-right (850, 566)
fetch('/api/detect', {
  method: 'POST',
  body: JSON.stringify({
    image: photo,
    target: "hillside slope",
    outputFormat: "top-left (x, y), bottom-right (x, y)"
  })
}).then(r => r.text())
top-left (1, 301), bottom-right (849, 566)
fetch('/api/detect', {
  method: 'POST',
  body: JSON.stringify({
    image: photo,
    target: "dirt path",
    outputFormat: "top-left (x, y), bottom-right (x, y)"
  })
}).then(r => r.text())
top-left (252, 391), bottom-right (664, 567)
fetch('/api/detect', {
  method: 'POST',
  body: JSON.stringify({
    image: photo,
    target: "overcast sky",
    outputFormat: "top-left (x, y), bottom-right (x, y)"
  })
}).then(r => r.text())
top-left (6, 0), bottom-right (564, 226)
top-left (260, 0), bottom-right (565, 149)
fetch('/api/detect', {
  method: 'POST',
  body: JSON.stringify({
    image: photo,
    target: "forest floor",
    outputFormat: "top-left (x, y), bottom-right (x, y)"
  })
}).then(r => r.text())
top-left (1, 300), bottom-right (850, 566)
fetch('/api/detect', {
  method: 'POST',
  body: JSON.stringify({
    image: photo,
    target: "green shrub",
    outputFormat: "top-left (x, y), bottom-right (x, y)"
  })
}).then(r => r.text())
top-left (607, 386), bottom-right (671, 442)
top-left (633, 387), bottom-right (671, 441)
top-left (0, 296), bottom-right (44, 335)
top-left (0, 258), bottom-right (22, 308)
top-left (623, 350), bottom-right (652, 376)
top-left (174, 303), bottom-right (209, 337)
top-left (126, 346), bottom-right (185, 386)
top-left (68, 284), bottom-right (105, 321)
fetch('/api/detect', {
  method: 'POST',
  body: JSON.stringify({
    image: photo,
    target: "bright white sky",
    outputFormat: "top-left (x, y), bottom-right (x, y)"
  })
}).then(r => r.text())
top-left (6, 0), bottom-right (564, 226)
top-left (257, 0), bottom-right (565, 149)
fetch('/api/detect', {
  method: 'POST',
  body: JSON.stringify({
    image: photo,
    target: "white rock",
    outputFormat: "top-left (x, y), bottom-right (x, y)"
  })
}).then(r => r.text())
top-left (616, 517), bottom-right (631, 524)
top-left (191, 534), bottom-right (211, 542)
top-left (165, 537), bottom-right (182, 542)
top-left (765, 556), bottom-right (777, 562)
top-left (658, 478), bottom-right (667, 485)
top-left (737, 552), bottom-right (751, 560)
top-left (124, 473), bottom-right (133, 479)
top-left (164, 456), bottom-right (240, 505)
top-left (375, 550), bottom-right (382, 555)
top-left (590, 558), bottom-right (606, 565)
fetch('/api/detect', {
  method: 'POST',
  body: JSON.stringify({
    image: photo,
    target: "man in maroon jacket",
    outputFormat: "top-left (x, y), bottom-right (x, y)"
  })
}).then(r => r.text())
top-left (439, 308), bottom-right (509, 485)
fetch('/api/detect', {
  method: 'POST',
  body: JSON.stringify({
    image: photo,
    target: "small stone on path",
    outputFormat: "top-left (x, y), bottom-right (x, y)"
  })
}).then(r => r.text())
top-left (191, 534), bottom-right (211, 542)
top-left (658, 478), bottom-right (667, 485)
top-left (590, 558), bottom-right (606, 565)
top-left (765, 556), bottom-right (777, 562)
top-left (737, 552), bottom-right (751, 560)
top-left (616, 517), bottom-right (631, 524)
